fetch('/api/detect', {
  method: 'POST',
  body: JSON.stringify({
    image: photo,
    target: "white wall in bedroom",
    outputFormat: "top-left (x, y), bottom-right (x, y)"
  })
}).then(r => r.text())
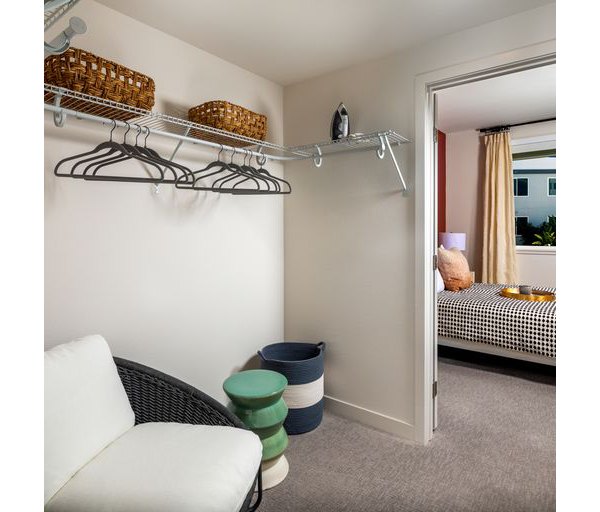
top-left (44, 0), bottom-right (284, 403)
top-left (283, 4), bottom-right (555, 439)
top-left (445, 122), bottom-right (556, 287)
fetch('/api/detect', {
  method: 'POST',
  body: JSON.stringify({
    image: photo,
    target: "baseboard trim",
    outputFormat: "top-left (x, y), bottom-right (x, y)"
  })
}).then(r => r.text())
top-left (324, 395), bottom-right (414, 440)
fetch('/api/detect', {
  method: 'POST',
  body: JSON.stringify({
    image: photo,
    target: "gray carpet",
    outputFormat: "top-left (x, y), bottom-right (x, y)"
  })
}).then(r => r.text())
top-left (259, 356), bottom-right (555, 512)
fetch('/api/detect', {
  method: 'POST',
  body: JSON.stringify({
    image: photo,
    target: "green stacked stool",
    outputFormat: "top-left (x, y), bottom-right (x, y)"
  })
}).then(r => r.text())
top-left (223, 369), bottom-right (289, 489)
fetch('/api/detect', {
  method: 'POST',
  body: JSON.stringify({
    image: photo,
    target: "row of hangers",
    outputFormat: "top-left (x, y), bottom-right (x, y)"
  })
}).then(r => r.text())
top-left (54, 121), bottom-right (291, 195)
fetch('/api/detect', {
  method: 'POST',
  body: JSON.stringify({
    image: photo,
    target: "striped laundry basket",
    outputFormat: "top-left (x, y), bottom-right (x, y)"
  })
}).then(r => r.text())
top-left (258, 341), bottom-right (325, 434)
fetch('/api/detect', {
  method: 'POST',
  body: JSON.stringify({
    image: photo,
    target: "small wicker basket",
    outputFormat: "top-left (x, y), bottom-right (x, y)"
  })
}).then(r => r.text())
top-left (44, 47), bottom-right (155, 121)
top-left (188, 101), bottom-right (267, 147)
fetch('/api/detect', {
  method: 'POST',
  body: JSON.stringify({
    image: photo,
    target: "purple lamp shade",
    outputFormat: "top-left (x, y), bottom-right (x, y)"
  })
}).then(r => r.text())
top-left (439, 232), bottom-right (466, 251)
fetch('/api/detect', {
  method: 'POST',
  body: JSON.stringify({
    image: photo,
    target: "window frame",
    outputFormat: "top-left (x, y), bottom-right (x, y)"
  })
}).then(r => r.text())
top-left (515, 245), bottom-right (556, 255)
top-left (513, 177), bottom-right (529, 197)
top-left (514, 215), bottom-right (529, 235)
top-left (547, 176), bottom-right (556, 197)
top-left (512, 138), bottom-right (556, 248)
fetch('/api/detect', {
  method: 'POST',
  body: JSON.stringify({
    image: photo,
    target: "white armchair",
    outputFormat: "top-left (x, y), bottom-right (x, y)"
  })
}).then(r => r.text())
top-left (44, 335), bottom-right (263, 512)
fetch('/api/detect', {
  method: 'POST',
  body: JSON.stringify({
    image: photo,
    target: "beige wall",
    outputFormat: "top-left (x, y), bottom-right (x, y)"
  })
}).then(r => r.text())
top-left (44, 0), bottom-right (556, 432)
top-left (445, 123), bottom-right (556, 286)
top-left (44, 1), bottom-right (284, 403)
top-left (283, 4), bottom-right (555, 439)
top-left (445, 130), bottom-right (483, 280)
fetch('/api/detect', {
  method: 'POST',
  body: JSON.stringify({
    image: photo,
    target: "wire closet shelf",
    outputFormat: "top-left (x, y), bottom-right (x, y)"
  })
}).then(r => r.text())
top-left (44, 84), bottom-right (411, 190)
top-left (45, 0), bottom-right (82, 31)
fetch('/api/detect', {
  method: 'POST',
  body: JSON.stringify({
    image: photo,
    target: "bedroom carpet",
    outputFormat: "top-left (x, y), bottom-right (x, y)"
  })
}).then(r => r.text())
top-left (259, 355), bottom-right (555, 512)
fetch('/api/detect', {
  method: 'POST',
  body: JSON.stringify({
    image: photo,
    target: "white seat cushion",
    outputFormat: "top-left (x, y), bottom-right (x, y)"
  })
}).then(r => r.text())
top-left (45, 335), bottom-right (135, 504)
top-left (45, 422), bottom-right (262, 512)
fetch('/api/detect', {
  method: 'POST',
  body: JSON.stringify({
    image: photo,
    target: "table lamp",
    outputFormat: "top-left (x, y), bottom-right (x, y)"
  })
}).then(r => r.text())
top-left (439, 232), bottom-right (466, 251)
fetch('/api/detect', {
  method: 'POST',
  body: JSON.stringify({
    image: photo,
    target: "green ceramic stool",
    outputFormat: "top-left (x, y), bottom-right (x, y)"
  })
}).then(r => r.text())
top-left (223, 369), bottom-right (289, 489)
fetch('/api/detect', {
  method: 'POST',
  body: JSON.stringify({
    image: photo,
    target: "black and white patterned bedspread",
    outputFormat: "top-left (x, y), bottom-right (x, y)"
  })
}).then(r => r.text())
top-left (438, 283), bottom-right (556, 359)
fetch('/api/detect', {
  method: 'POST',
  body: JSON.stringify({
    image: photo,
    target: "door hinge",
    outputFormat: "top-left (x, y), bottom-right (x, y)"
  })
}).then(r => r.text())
top-left (433, 254), bottom-right (438, 270)
top-left (433, 381), bottom-right (438, 398)
top-left (433, 128), bottom-right (438, 143)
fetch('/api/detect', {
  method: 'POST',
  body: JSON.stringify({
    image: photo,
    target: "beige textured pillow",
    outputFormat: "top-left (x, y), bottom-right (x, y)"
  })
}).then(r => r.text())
top-left (438, 246), bottom-right (473, 291)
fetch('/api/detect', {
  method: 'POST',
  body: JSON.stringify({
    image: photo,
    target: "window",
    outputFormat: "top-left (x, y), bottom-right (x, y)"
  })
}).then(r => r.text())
top-left (515, 216), bottom-right (529, 236)
top-left (512, 149), bottom-right (556, 246)
top-left (513, 177), bottom-right (529, 197)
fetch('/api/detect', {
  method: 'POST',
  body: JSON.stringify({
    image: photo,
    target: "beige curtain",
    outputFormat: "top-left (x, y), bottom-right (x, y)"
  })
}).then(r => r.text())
top-left (482, 131), bottom-right (518, 284)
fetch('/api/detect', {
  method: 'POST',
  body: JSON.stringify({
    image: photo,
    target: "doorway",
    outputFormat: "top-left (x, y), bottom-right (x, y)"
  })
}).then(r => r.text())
top-left (414, 46), bottom-right (556, 444)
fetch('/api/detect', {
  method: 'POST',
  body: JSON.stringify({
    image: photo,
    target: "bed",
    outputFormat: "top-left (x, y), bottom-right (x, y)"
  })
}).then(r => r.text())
top-left (437, 283), bottom-right (556, 366)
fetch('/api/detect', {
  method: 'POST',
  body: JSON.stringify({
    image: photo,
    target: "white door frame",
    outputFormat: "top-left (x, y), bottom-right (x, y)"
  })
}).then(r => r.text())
top-left (413, 42), bottom-right (556, 444)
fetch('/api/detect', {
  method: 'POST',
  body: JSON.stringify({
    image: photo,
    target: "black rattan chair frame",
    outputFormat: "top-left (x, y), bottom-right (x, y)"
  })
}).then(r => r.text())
top-left (114, 357), bottom-right (262, 512)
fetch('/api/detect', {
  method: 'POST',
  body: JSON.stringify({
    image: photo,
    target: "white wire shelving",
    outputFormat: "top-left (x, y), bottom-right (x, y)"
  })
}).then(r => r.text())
top-left (45, 0), bottom-right (81, 31)
top-left (44, 84), bottom-right (411, 190)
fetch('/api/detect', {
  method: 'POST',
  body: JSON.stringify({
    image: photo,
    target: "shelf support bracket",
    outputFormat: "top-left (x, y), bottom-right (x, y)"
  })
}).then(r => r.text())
top-left (166, 127), bottom-right (190, 163)
top-left (53, 93), bottom-right (66, 127)
top-left (313, 145), bottom-right (323, 168)
top-left (154, 126), bottom-right (191, 194)
top-left (377, 135), bottom-right (386, 159)
top-left (383, 134), bottom-right (408, 192)
top-left (44, 16), bottom-right (87, 57)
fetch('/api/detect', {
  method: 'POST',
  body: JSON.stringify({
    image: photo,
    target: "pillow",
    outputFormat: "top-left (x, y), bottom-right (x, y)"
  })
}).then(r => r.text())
top-left (45, 335), bottom-right (135, 504)
top-left (437, 246), bottom-right (473, 292)
top-left (435, 268), bottom-right (445, 293)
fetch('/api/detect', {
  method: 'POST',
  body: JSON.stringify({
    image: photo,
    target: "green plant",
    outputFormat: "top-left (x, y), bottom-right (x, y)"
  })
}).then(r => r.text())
top-left (532, 216), bottom-right (556, 246)
top-left (532, 230), bottom-right (556, 246)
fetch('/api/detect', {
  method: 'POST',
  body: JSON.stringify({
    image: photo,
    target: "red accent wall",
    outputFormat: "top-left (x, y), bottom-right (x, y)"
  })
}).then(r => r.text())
top-left (437, 130), bottom-right (447, 235)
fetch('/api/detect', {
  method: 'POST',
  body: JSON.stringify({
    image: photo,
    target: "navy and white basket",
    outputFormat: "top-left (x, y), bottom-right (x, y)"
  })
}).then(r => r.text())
top-left (258, 341), bottom-right (325, 435)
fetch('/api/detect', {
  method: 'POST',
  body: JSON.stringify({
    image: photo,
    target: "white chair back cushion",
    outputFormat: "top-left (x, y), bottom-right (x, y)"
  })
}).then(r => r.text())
top-left (44, 335), bottom-right (135, 504)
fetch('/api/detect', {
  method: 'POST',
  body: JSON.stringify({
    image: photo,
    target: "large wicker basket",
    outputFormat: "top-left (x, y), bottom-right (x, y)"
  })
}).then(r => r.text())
top-left (44, 47), bottom-right (155, 121)
top-left (188, 101), bottom-right (267, 147)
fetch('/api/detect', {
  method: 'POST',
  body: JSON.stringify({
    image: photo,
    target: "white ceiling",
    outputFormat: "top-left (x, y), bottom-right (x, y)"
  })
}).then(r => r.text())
top-left (96, 0), bottom-right (553, 86)
top-left (436, 64), bottom-right (556, 133)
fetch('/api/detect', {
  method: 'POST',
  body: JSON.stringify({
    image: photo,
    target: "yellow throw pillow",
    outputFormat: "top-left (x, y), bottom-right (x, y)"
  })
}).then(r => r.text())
top-left (438, 246), bottom-right (473, 292)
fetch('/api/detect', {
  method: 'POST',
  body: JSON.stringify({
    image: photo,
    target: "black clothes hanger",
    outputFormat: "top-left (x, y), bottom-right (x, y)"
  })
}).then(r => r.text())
top-left (54, 120), bottom-right (127, 177)
top-left (217, 153), bottom-right (271, 193)
top-left (211, 148), bottom-right (265, 193)
top-left (227, 152), bottom-right (291, 195)
top-left (255, 157), bottom-right (291, 194)
top-left (136, 127), bottom-right (194, 185)
top-left (60, 122), bottom-right (160, 182)
top-left (102, 126), bottom-right (193, 184)
top-left (78, 123), bottom-right (165, 182)
top-left (214, 149), bottom-right (269, 192)
top-left (232, 150), bottom-right (280, 193)
top-left (53, 122), bottom-right (290, 193)
top-left (177, 145), bottom-right (239, 191)
top-left (175, 144), bottom-right (223, 190)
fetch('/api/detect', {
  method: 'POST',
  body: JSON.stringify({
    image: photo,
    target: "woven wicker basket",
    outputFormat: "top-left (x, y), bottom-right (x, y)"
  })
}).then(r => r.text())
top-left (188, 101), bottom-right (267, 147)
top-left (44, 47), bottom-right (155, 121)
